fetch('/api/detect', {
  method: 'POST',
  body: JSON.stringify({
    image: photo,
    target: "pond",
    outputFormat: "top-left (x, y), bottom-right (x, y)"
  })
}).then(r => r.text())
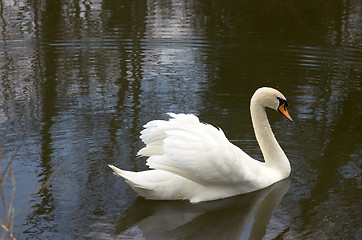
top-left (0, 0), bottom-right (361, 239)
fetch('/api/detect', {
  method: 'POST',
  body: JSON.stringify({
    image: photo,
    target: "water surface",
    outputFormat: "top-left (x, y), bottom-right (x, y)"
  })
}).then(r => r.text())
top-left (0, 0), bottom-right (361, 239)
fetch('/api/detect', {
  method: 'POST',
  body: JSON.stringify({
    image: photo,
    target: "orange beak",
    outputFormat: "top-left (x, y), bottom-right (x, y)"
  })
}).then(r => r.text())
top-left (278, 103), bottom-right (292, 122)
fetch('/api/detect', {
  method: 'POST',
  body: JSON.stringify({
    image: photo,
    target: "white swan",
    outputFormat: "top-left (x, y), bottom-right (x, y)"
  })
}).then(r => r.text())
top-left (109, 87), bottom-right (292, 203)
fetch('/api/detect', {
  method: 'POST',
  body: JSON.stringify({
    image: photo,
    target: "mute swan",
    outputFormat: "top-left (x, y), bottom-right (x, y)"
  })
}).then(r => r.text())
top-left (109, 87), bottom-right (292, 203)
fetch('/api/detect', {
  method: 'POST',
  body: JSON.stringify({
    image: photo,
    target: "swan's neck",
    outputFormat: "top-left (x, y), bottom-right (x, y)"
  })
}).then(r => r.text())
top-left (250, 103), bottom-right (290, 176)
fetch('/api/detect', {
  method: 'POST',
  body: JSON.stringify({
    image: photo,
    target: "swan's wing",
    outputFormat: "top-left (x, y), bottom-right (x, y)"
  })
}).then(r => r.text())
top-left (138, 113), bottom-right (257, 185)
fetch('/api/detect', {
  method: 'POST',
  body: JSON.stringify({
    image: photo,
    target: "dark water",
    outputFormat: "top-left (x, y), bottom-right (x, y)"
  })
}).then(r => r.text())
top-left (0, 0), bottom-right (361, 239)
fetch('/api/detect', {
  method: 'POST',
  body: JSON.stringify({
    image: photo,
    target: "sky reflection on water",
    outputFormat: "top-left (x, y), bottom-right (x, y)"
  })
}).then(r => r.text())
top-left (0, 0), bottom-right (361, 239)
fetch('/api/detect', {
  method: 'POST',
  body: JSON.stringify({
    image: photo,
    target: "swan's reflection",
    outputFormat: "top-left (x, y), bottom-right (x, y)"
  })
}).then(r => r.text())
top-left (114, 178), bottom-right (290, 239)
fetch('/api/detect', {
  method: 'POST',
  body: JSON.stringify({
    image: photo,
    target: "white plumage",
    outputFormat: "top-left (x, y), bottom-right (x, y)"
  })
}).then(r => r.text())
top-left (109, 87), bottom-right (292, 203)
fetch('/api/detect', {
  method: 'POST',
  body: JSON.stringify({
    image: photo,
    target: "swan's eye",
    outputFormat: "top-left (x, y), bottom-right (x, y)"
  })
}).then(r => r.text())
top-left (277, 97), bottom-right (288, 108)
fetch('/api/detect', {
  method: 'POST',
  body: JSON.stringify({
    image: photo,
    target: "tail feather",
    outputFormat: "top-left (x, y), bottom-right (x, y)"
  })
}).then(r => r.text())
top-left (108, 165), bottom-right (151, 191)
top-left (108, 164), bottom-right (196, 201)
top-left (108, 164), bottom-right (125, 177)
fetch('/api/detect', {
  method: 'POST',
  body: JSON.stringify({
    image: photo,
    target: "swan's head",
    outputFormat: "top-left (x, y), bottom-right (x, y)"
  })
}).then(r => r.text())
top-left (251, 87), bottom-right (292, 122)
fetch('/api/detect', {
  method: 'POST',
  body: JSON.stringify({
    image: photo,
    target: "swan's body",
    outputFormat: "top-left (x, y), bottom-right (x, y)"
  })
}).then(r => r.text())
top-left (109, 87), bottom-right (292, 203)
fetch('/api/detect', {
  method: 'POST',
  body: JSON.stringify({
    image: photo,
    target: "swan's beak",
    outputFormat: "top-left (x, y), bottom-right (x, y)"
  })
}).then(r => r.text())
top-left (278, 103), bottom-right (292, 122)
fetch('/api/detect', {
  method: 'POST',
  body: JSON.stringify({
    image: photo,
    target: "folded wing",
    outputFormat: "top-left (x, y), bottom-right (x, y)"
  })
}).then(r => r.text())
top-left (138, 113), bottom-right (256, 185)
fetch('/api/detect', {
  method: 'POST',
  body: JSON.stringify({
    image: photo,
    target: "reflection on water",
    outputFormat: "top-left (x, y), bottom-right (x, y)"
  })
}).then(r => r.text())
top-left (0, 0), bottom-right (361, 239)
top-left (115, 179), bottom-right (290, 240)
